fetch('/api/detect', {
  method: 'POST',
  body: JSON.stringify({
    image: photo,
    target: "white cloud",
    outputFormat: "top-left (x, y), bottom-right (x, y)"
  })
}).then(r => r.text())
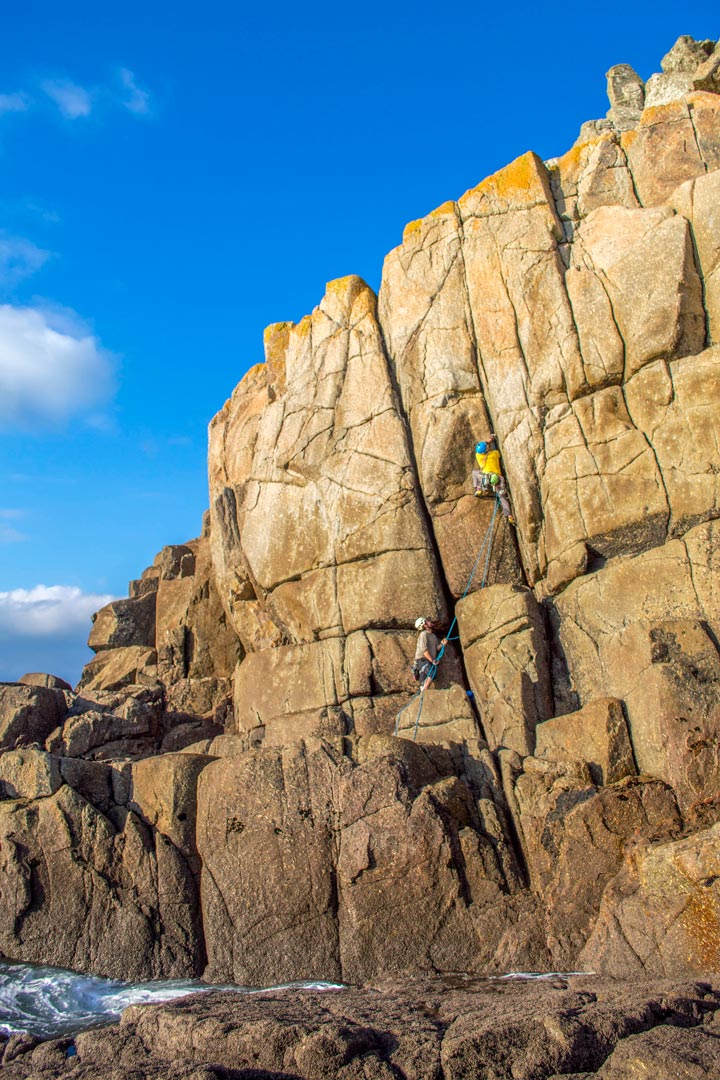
top-left (119, 68), bottom-right (151, 115)
top-left (0, 584), bottom-right (119, 684)
top-left (0, 92), bottom-right (31, 114)
top-left (0, 585), bottom-right (116, 637)
top-left (0, 304), bottom-right (116, 429)
top-left (41, 79), bottom-right (92, 119)
top-left (0, 233), bottom-right (52, 287)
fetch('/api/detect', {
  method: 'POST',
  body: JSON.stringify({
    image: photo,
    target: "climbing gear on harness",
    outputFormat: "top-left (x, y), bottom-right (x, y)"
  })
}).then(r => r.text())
top-left (489, 473), bottom-right (500, 486)
top-left (396, 499), bottom-right (500, 741)
top-left (411, 658), bottom-right (432, 683)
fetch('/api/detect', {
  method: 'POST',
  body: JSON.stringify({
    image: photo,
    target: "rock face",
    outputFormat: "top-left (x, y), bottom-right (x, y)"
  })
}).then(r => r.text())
top-left (2, 35), bottom-right (720, 986)
top-left (3, 977), bottom-right (720, 1080)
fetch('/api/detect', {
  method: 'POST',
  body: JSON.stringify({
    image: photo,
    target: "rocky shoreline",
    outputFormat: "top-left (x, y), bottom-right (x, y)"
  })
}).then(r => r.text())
top-left (2, 975), bottom-right (720, 1078)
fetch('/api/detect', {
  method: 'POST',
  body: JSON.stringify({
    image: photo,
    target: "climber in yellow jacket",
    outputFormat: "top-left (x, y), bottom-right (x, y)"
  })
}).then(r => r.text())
top-left (472, 436), bottom-right (516, 524)
top-left (472, 435), bottom-right (502, 496)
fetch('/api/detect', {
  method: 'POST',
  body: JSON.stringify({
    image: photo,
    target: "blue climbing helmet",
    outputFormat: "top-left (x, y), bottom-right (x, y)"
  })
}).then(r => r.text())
top-left (475, 441), bottom-right (488, 454)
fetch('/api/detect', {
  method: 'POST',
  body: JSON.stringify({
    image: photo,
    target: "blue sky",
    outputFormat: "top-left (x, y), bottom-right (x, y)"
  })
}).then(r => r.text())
top-left (0, 1), bottom-right (716, 685)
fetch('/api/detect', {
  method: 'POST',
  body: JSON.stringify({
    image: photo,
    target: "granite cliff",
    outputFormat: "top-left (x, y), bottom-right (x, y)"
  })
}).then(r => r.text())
top-left (2, 35), bottom-right (720, 986)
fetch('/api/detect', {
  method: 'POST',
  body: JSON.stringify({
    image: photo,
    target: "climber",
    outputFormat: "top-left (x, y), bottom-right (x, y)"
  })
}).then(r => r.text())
top-left (472, 435), bottom-right (502, 497)
top-left (489, 473), bottom-right (515, 525)
top-left (413, 616), bottom-right (447, 692)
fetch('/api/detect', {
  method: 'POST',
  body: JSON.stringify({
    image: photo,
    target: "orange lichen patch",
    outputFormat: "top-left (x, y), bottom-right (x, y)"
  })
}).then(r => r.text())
top-left (402, 217), bottom-right (424, 241)
top-left (681, 886), bottom-right (720, 969)
top-left (325, 275), bottom-right (371, 312)
top-left (295, 314), bottom-right (313, 339)
top-left (620, 129), bottom-right (638, 153)
top-left (639, 100), bottom-right (690, 127)
top-left (429, 199), bottom-right (457, 220)
top-left (459, 151), bottom-right (550, 212)
top-left (554, 131), bottom-right (615, 177)
top-left (553, 141), bottom-right (588, 176)
top-left (326, 274), bottom-right (362, 296)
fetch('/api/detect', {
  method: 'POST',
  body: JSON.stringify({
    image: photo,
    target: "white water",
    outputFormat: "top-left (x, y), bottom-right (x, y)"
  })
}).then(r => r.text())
top-left (0, 961), bottom-right (342, 1040)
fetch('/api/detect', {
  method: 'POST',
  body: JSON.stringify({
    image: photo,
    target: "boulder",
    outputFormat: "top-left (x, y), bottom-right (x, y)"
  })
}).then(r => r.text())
top-left (79, 645), bottom-right (158, 693)
top-left (549, 132), bottom-right (639, 229)
top-left (58, 756), bottom-right (119, 814)
top-left (394, 684), bottom-right (479, 744)
top-left (569, 204), bottom-right (705, 380)
top-left (0, 684), bottom-right (67, 750)
top-left (624, 346), bottom-right (720, 534)
top-left (606, 64), bottom-right (645, 131)
top-left (661, 35), bottom-right (716, 74)
top-left (18, 673), bottom-right (72, 692)
top-left (621, 98), bottom-right (716, 206)
top-left (52, 708), bottom-right (155, 758)
top-left (601, 619), bottom-right (720, 812)
top-left (535, 698), bottom-right (636, 786)
top-left (0, 748), bottom-right (62, 799)
top-left (693, 45), bottom-right (720, 93)
top-left (231, 639), bottom-right (347, 736)
top-left (598, 1025), bottom-right (720, 1080)
top-left (552, 518), bottom-right (720, 682)
top-left (88, 593), bottom-right (156, 652)
top-left (152, 543), bottom-right (196, 580)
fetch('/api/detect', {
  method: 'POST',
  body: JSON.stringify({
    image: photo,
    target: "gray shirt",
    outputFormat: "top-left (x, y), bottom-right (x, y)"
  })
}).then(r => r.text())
top-left (415, 629), bottom-right (439, 662)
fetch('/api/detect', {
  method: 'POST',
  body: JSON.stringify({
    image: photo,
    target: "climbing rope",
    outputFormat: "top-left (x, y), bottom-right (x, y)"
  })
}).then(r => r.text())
top-left (395, 497), bottom-right (500, 739)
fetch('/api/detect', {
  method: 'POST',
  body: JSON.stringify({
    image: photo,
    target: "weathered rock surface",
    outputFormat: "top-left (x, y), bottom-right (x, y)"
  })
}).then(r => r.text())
top-left (3, 977), bottom-right (720, 1080)
top-left (0, 684), bottom-right (66, 750)
top-left (0, 782), bottom-right (205, 979)
top-left (3, 35), bottom-right (720, 988)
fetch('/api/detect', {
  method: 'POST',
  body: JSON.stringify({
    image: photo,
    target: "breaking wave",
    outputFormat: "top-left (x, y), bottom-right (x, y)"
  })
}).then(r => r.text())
top-left (0, 960), bottom-right (343, 1039)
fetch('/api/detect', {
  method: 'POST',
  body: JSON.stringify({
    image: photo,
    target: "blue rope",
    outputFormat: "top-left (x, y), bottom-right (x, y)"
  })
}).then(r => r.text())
top-left (396, 497), bottom-right (500, 739)
top-left (413, 692), bottom-right (425, 740)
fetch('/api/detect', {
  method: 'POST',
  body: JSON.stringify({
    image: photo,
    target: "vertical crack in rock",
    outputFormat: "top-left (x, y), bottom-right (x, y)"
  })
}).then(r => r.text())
top-left (374, 308), bottom-right (485, 733)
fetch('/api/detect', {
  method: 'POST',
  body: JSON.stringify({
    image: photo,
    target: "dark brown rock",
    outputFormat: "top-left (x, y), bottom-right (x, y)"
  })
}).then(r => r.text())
top-left (4, 977), bottom-right (720, 1080)
top-left (0, 785), bottom-right (203, 980)
top-left (18, 673), bottom-right (72, 692)
top-left (0, 684), bottom-right (67, 750)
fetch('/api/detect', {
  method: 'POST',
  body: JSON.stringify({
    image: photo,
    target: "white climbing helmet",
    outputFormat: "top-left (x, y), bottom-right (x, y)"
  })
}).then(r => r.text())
top-left (415, 616), bottom-right (428, 630)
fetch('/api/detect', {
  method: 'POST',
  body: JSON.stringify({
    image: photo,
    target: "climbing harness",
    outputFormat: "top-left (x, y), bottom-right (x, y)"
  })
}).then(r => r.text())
top-left (395, 498), bottom-right (500, 740)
